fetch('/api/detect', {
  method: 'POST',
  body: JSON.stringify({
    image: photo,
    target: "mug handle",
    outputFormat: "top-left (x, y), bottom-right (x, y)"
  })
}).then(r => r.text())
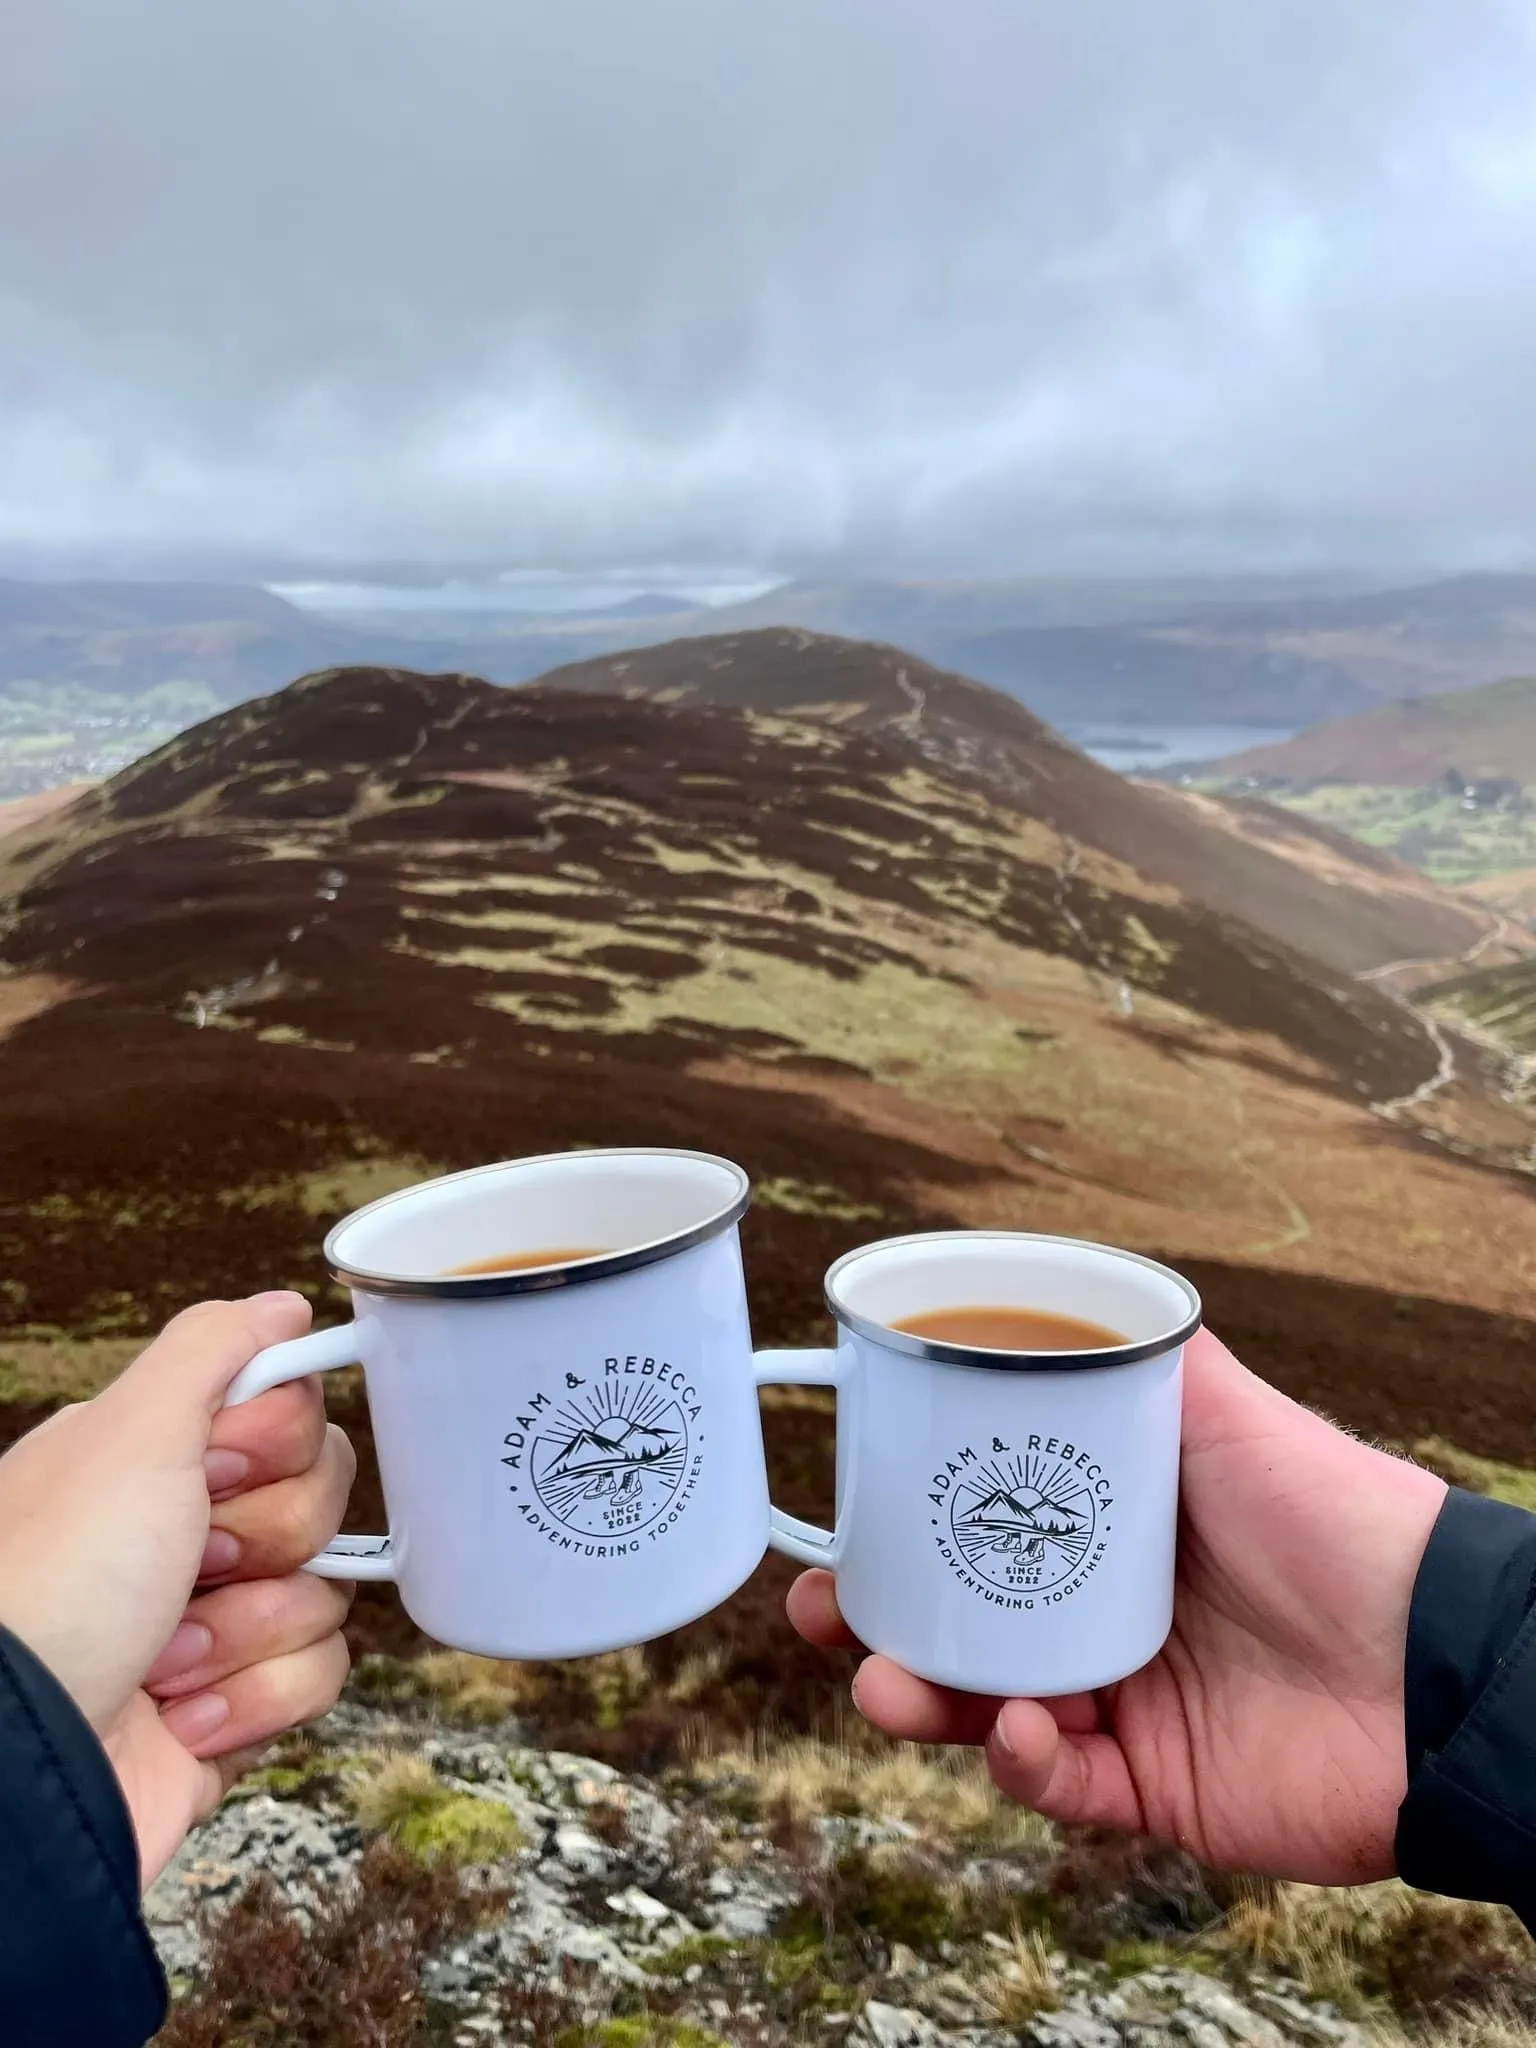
top-left (753, 1347), bottom-right (849, 1567)
top-left (223, 1322), bottom-right (397, 1583)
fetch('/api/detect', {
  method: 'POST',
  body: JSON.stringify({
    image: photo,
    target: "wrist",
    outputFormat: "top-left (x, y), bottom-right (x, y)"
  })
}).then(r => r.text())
top-left (1396, 1486), bottom-right (1536, 1919)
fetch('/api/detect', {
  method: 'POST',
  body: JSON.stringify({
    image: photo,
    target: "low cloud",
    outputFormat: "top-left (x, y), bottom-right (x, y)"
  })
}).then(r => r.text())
top-left (3, 0), bottom-right (1535, 573)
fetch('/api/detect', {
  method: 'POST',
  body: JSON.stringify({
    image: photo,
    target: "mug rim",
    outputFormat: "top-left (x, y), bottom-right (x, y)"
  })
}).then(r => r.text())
top-left (824, 1229), bottom-right (1202, 1371)
top-left (325, 1148), bottom-right (751, 1300)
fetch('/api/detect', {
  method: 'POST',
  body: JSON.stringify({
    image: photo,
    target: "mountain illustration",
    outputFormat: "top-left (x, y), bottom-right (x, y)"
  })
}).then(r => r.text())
top-left (544, 1417), bottom-right (678, 1481)
top-left (961, 1486), bottom-right (1088, 1537)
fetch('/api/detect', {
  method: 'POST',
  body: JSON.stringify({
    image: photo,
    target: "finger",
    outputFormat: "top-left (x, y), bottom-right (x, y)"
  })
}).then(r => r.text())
top-left (986, 1698), bottom-right (1144, 1832)
top-left (182, 1745), bottom-right (270, 1836)
top-left (158, 1633), bottom-right (351, 1759)
top-left (200, 1424), bottom-right (356, 1584)
top-left (1048, 1691), bottom-right (1105, 1735)
top-left (850, 1654), bottom-right (1003, 1745)
top-left (785, 1569), bottom-right (866, 1651)
top-left (146, 1573), bottom-right (354, 1698)
top-left (105, 1294), bottom-right (314, 1445)
top-left (203, 1377), bottom-right (327, 1500)
top-left (210, 1746), bottom-right (268, 1807)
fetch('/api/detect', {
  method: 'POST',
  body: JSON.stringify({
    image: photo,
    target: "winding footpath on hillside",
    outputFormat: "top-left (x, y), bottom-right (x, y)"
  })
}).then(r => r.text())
top-left (1360, 911), bottom-right (1516, 1125)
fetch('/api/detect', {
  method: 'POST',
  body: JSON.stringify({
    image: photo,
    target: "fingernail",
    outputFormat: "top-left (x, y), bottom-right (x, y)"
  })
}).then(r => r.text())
top-left (160, 1691), bottom-right (230, 1746)
top-left (199, 1528), bottom-right (241, 1579)
top-left (203, 1449), bottom-right (250, 1496)
top-left (146, 1621), bottom-right (214, 1686)
top-left (251, 1290), bottom-right (306, 1311)
top-left (993, 1702), bottom-right (1020, 1760)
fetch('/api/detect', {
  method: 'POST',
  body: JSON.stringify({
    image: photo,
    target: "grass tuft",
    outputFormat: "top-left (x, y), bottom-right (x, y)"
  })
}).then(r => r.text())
top-left (977, 1925), bottom-right (1061, 2023)
top-left (349, 1755), bottom-right (524, 1866)
top-left (692, 1735), bottom-right (1052, 1852)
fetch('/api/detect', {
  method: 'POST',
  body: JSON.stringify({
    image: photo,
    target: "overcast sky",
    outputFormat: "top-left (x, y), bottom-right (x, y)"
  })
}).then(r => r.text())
top-left (4, 0), bottom-right (1536, 581)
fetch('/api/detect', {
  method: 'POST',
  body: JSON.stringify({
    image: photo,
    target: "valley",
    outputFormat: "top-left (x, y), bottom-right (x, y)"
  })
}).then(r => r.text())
top-left (1196, 674), bottom-right (1536, 890)
top-left (4, 638), bottom-right (1535, 1388)
top-left (15, 568), bottom-right (1536, 796)
top-left (8, 634), bottom-right (1536, 2036)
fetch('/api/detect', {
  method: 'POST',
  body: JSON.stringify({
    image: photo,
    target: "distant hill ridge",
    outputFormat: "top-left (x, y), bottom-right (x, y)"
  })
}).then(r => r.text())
top-left (13, 564), bottom-right (1536, 724)
top-left (1211, 673), bottom-right (1536, 786)
top-left (534, 628), bottom-right (1495, 976)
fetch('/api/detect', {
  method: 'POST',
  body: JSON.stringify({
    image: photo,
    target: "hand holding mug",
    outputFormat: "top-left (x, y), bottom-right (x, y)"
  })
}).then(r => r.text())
top-left (789, 1329), bottom-right (1448, 1887)
top-left (0, 1294), bottom-right (356, 1886)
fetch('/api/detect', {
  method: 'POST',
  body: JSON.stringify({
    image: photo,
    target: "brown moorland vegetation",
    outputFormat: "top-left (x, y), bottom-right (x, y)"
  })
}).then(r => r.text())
top-left (539, 629), bottom-right (1510, 975)
top-left (1, 653), bottom-right (1536, 1764)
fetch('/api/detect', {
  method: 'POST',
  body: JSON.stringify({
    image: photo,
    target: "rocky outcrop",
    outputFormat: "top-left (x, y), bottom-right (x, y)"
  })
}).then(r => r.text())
top-left (146, 1705), bottom-right (1373, 2047)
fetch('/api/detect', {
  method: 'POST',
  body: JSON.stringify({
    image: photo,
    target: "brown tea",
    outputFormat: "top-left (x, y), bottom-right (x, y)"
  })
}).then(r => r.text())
top-left (892, 1305), bottom-right (1125, 1351)
top-left (445, 1247), bottom-right (608, 1276)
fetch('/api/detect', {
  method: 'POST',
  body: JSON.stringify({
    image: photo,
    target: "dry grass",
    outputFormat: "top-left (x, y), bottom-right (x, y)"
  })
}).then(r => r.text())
top-left (977, 1925), bottom-right (1062, 2024)
top-left (348, 1754), bottom-right (524, 1866)
top-left (356, 1642), bottom-right (661, 1738)
top-left (1219, 1878), bottom-right (1536, 2021)
top-left (1220, 1879), bottom-right (1386, 2009)
top-left (692, 1734), bottom-right (1054, 1852)
top-left (411, 1648), bottom-right (525, 1725)
top-left (1377, 2008), bottom-right (1536, 2047)
top-left (0, 1335), bottom-right (138, 1403)
top-left (1412, 1436), bottom-right (1536, 1513)
top-left (347, 1755), bottom-right (444, 1835)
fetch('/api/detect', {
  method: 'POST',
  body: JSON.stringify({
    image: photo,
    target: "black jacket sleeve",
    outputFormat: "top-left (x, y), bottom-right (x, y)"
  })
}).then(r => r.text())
top-left (0, 1624), bottom-right (168, 2046)
top-left (1397, 1485), bottom-right (1536, 1928)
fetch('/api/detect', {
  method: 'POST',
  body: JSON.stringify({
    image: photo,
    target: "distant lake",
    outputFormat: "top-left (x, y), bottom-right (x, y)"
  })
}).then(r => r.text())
top-left (1063, 722), bottom-right (1299, 774)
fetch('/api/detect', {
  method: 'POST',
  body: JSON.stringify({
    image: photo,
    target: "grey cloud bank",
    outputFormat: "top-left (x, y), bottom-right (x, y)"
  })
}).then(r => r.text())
top-left (3, 0), bottom-right (1536, 575)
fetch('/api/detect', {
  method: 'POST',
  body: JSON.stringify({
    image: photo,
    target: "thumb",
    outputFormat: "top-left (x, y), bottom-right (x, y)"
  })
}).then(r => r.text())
top-left (987, 1699), bottom-right (1145, 1833)
top-left (102, 1294), bottom-right (313, 1448)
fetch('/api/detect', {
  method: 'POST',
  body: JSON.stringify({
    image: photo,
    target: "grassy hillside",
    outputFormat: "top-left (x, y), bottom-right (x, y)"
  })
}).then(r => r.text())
top-left (5, 655), bottom-right (1536, 2044)
top-left (1195, 674), bottom-right (1536, 888)
top-left (539, 629), bottom-right (1505, 976)
top-left (1213, 673), bottom-right (1536, 785)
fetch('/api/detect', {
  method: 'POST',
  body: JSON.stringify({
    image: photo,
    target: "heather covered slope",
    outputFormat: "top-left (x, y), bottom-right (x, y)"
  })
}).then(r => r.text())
top-left (6, 662), bottom-right (1536, 1858)
top-left (537, 628), bottom-right (1502, 975)
top-left (2, 660), bottom-right (1535, 1345)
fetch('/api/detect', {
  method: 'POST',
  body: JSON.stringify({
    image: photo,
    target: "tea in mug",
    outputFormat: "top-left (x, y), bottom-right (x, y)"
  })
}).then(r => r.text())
top-left (445, 1248), bottom-right (608, 1276)
top-left (892, 1305), bottom-right (1125, 1350)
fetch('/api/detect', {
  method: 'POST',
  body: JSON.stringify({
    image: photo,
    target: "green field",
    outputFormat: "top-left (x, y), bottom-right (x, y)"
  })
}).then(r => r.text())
top-left (1201, 778), bottom-right (1536, 886)
top-left (0, 679), bottom-right (220, 798)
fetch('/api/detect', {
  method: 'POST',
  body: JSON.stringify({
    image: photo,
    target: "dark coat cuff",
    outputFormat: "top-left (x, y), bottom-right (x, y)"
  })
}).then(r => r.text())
top-left (0, 1624), bottom-right (167, 2046)
top-left (1396, 1486), bottom-right (1536, 1927)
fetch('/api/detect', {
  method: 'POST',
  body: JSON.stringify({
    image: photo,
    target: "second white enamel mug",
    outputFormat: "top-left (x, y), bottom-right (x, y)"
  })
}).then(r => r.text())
top-left (760, 1232), bottom-right (1201, 1698)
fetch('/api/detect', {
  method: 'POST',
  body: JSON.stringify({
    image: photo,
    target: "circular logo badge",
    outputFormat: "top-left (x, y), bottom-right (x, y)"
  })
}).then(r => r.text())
top-left (530, 1384), bottom-right (690, 1539)
top-left (948, 1449), bottom-right (1098, 1595)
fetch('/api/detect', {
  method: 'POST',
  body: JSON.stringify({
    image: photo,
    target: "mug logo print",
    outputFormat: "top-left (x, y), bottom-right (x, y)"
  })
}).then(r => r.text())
top-left (531, 1382), bottom-right (690, 1538)
top-left (950, 1449), bottom-right (1096, 1593)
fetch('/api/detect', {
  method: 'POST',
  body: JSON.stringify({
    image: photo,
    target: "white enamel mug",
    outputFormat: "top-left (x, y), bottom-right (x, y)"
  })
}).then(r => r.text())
top-left (224, 1148), bottom-right (801, 1661)
top-left (758, 1232), bottom-right (1201, 1698)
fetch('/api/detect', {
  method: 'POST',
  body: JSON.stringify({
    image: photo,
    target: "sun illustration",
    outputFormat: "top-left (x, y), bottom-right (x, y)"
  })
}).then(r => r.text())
top-left (531, 1383), bottom-right (689, 1537)
top-left (950, 1451), bottom-right (1096, 1593)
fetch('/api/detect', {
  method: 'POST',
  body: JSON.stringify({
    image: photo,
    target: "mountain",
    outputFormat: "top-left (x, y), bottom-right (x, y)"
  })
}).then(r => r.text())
top-left (0, 576), bottom-right (565, 701)
top-left (1208, 674), bottom-right (1536, 787)
top-left (533, 628), bottom-right (1505, 976)
top-left (587, 592), bottom-right (697, 620)
top-left (15, 567), bottom-right (1536, 729)
top-left (544, 1419), bottom-right (677, 1478)
top-left (5, 651), bottom-right (1536, 1366)
top-left (963, 1486), bottom-right (1086, 1533)
top-left (941, 572), bottom-right (1536, 719)
top-left (653, 573), bottom-right (1388, 641)
top-left (635, 572), bottom-right (1536, 725)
